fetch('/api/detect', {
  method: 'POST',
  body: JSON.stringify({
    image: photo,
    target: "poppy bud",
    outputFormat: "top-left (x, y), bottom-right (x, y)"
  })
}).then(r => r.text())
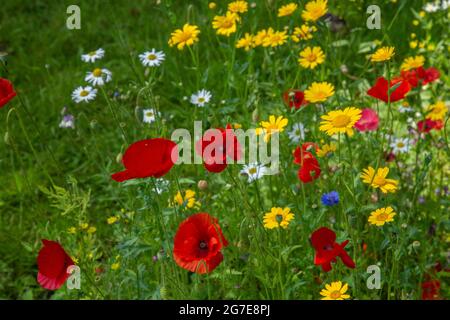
top-left (116, 152), bottom-right (123, 164)
top-left (198, 180), bottom-right (208, 190)
top-left (252, 108), bottom-right (259, 122)
top-left (370, 193), bottom-right (378, 203)
top-left (4, 131), bottom-right (10, 145)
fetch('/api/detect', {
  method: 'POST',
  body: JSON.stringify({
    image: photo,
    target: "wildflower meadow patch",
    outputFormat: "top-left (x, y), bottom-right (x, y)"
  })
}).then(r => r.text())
top-left (0, 0), bottom-right (449, 302)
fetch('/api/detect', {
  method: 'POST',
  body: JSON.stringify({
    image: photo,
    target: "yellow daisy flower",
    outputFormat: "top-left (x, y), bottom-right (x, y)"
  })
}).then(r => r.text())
top-left (400, 55), bottom-right (425, 71)
top-left (368, 206), bottom-right (396, 226)
top-left (360, 166), bottom-right (399, 194)
top-left (253, 29), bottom-right (269, 47)
top-left (80, 223), bottom-right (89, 230)
top-left (87, 226), bottom-right (97, 234)
top-left (263, 207), bottom-right (295, 229)
top-left (168, 24), bottom-right (200, 50)
top-left (208, 2), bottom-right (216, 9)
top-left (370, 46), bottom-right (395, 62)
top-left (107, 216), bottom-right (119, 225)
top-left (426, 101), bottom-right (447, 121)
top-left (111, 262), bottom-right (120, 270)
top-left (304, 82), bottom-right (335, 103)
top-left (228, 1), bottom-right (248, 14)
top-left (320, 281), bottom-right (351, 300)
top-left (298, 46), bottom-right (325, 69)
top-left (317, 142), bottom-right (337, 158)
top-left (67, 227), bottom-right (77, 234)
top-left (319, 107), bottom-right (362, 137)
top-left (262, 29), bottom-right (288, 47)
top-left (259, 115), bottom-right (289, 142)
top-left (291, 24), bottom-right (317, 42)
top-left (173, 189), bottom-right (201, 209)
top-left (236, 33), bottom-right (254, 51)
top-left (302, 0), bottom-right (328, 22)
top-left (278, 3), bottom-right (298, 17)
top-left (212, 12), bottom-right (239, 37)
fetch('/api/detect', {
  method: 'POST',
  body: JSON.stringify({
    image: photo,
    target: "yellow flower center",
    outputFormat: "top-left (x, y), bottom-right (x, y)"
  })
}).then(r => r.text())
top-left (332, 115), bottom-right (351, 128)
top-left (397, 142), bottom-right (405, 148)
top-left (222, 19), bottom-right (234, 28)
top-left (198, 97), bottom-right (205, 103)
top-left (373, 176), bottom-right (386, 186)
top-left (377, 213), bottom-right (388, 221)
top-left (88, 51), bottom-right (96, 56)
top-left (306, 53), bottom-right (317, 62)
top-left (147, 54), bottom-right (157, 60)
top-left (146, 112), bottom-right (154, 117)
top-left (179, 31), bottom-right (193, 43)
top-left (330, 290), bottom-right (342, 299)
top-left (80, 90), bottom-right (89, 97)
top-left (93, 68), bottom-right (103, 77)
top-left (249, 167), bottom-right (257, 175)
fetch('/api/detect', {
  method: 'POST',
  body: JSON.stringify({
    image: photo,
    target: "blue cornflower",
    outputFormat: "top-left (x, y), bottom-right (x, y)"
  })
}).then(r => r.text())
top-left (321, 191), bottom-right (339, 206)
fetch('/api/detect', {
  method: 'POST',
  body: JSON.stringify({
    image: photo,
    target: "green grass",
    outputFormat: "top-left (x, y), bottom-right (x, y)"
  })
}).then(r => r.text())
top-left (0, 0), bottom-right (449, 300)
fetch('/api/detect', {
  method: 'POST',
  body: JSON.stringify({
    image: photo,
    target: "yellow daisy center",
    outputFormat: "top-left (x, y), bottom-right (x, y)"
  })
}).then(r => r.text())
top-left (332, 115), bottom-right (351, 128)
top-left (80, 90), bottom-right (89, 97)
top-left (179, 31), bottom-right (193, 43)
top-left (93, 68), bottom-right (103, 77)
top-left (88, 51), bottom-right (96, 56)
top-left (147, 53), bottom-right (157, 60)
top-left (397, 142), bottom-right (405, 148)
top-left (146, 112), bottom-right (154, 117)
top-left (249, 167), bottom-right (257, 175)
top-left (377, 213), bottom-right (388, 221)
top-left (221, 19), bottom-right (234, 28)
top-left (330, 290), bottom-right (342, 299)
top-left (198, 97), bottom-right (205, 103)
top-left (306, 53), bottom-right (317, 62)
top-left (373, 176), bottom-right (386, 186)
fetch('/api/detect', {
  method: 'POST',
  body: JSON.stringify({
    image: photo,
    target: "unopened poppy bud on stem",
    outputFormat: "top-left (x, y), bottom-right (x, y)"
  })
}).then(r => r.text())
top-left (252, 108), bottom-right (259, 122)
top-left (198, 180), bottom-right (208, 190)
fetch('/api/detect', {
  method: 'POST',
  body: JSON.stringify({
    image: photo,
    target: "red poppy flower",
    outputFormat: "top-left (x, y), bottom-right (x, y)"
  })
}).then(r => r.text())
top-left (417, 67), bottom-right (440, 85)
top-left (293, 143), bottom-right (321, 183)
top-left (355, 108), bottom-right (379, 132)
top-left (196, 125), bottom-right (241, 173)
top-left (395, 68), bottom-right (421, 88)
top-left (417, 119), bottom-right (443, 133)
top-left (283, 89), bottom-right (308, 109)
top-left (37, 239), bottom-right (75, 290)
top-left (367, 77), bottom-right (410, 103)
top-left (0, 78), bottom-right (16, 109)
top-left (173, 213), bottom-right (228, 274)
top-left (421, 280), bottom-right (441, 300)
top-left (395, 67), bottom-right (440, 88)
top-left (111, 138), bottom-right (178, 182)
top-left (298, 157), bottom-right (321, 183)
top-left (293, 142), bottom-right (318, 165)
top-left (310, 227), bottom-right (356, 272)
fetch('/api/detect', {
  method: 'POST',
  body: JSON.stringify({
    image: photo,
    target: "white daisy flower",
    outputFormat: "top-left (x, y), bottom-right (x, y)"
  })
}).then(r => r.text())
top-left (139, 49), bottom-right (165, 67)
top-left (71, 86), bottom-right (97, 103)
top-left (142, 108), bottom-right (160, 123)
top-left (154, 178), bottom-right (169, 194)
top-left (190, 89), bottom-right (212, 107)
top-left (398, 105), bottom-right (413, 113)
top-left (287, 123), bottom-right (305, 144)
top-left (423, 3), bottom-right (437, 12)
top-left (59, 114), bottom-right (75, 129)
top-left (390, 137), bottom-right (410, 154)
top-left (240, 163), bottom-right (267, 183)
top-left (81, 48), bottom-right (105, 63)
top-left (85, 68), bottom-right (112, 86)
